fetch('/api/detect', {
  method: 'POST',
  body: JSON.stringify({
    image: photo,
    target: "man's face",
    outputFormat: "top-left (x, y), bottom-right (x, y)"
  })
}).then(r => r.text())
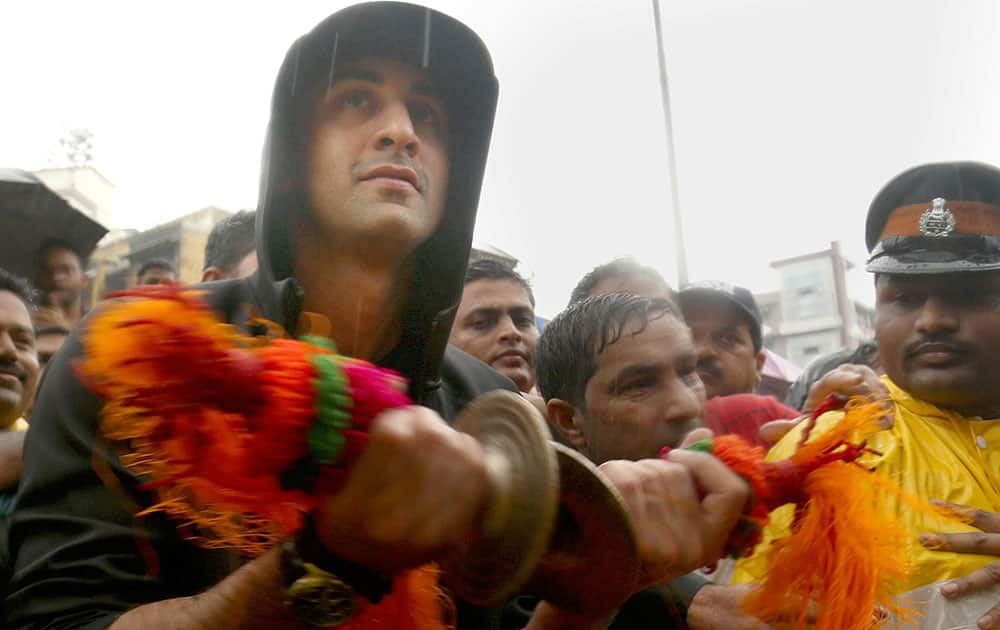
top-left (875, 272), bottom-right (1000, 413)
top-left (576, 314), bottom-right (705, 464)
top-left (304, 58), bottom-right (449, 258)
top-left (682, 297), bottom-right (762, 399)
top-left (451, 278), bottom-right (538, 392)
top-left (0, 291), bottom-right (40, 427)
top-left (36, 247), bottom-right (85, 296)
top-left (137, 267), bottom-right (176, 286)
top-left (588, 274), bottom-right (672, 302)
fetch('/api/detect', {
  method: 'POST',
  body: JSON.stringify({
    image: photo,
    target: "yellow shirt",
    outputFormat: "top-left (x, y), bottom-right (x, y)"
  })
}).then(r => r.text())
top-left (733, 377), bottom-right (1000, 594)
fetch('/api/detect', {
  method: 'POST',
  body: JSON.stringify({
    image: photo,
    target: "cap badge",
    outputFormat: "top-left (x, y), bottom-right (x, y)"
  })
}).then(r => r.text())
top-left (918, 197), bottom-right (956, 237)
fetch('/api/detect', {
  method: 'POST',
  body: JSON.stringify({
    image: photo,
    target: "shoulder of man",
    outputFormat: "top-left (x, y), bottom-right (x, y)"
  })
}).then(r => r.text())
top-left (430, 346), bottom-right (520, 424)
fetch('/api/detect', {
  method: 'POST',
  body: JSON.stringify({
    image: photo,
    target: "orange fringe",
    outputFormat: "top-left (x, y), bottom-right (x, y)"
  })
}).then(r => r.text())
top-left (80, 294), bottom-right (323, 553)
top-left (343, 565), bottom-right (453, 630)
top-left (82, 291), bottom-right (455, 628)
top-left (735, 400), bottom-right (912, 629)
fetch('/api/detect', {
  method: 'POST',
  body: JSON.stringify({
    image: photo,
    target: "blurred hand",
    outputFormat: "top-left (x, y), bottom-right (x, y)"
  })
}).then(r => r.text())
top-left (599, 450), bottom-right (748, 591)
top-left (920, 501), bottom-right (1000, 630)
top-left (687, 584), bottom-right (771, 630)
top-left (313, 405), bottom-right (489, 575)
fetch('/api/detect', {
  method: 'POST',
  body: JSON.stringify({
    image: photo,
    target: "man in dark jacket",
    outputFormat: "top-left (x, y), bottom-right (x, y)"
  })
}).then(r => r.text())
top-left (6, 4), bottom-right (512, 627)
top-left (5, 4), bottom-right (749, 629)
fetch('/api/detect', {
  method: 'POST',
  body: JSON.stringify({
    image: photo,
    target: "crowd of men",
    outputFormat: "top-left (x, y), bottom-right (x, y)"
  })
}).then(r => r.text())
top-left (0, 3), bottom-right (998, 628)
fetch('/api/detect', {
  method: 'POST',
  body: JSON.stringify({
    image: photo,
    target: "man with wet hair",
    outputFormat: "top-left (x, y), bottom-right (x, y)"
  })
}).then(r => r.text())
top-left (538, 294), bottom-right (704, 464)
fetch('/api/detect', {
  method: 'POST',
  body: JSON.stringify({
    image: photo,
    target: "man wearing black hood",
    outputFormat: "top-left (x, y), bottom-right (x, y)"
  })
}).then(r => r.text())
top-left (5, 3), bottom-right (749, 628)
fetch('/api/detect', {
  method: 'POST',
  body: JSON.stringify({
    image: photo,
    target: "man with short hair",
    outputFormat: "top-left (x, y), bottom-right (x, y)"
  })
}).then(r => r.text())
top-left (726, 162), bottom-right (1000, 629)
top-left (569, 257), bottom-right (674, 307)
top-left (202, 210), bottom-right (258, 282)
top-left (135, 259), bottom-right (177, 286)
top-left (676, 282), bottom-right (765, 400)
top-left (450, 259), bottom-right (539, 393)
top-left (539, 294), bottom-right (704, 464)
top-left (32, 238), bottom-right (87, 330)
top-left (0, 268), bottom-right (39, 513)
top-left (7, 5), bottom-right (746, 629)
top-left (538, 293), bottom-right (763, 628)
top-left (575, 262), bottom-right (800, 447)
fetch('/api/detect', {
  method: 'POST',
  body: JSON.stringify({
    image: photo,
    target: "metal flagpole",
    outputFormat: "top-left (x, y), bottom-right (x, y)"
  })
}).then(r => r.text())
top-left (652, 0), bottom-right (689, 286)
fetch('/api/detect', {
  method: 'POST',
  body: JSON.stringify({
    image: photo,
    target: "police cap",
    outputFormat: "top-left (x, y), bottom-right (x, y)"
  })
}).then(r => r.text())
top-left (866, 161), bottom-right (1000, 274)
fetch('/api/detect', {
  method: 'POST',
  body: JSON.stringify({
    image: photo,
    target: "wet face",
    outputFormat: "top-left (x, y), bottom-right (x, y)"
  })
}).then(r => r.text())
top-left (305, 58), bottom-right (449, 261)
top-left (588, 274), bottom-right (673, 302)
top-left (137, 267), bottom-right (177, 286)
top-left (36, 246), bottom-right (85, 297)
top-left (682, 297), bottom-right (762, 399)
top-left (0, 291), bottom-right (40, 428)
top-left (875, 272), bottom-right (1000, 414)
top-left (575, 314), bottom-right (705, 464)
top-left (451, 279), bottom-right (538, 392)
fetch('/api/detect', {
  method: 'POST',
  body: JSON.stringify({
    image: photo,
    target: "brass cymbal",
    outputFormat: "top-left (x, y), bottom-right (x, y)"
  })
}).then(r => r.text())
top-left (526, 443), bottom-right (641, 615)
top-left (442, 390), bottom-right (560, 606)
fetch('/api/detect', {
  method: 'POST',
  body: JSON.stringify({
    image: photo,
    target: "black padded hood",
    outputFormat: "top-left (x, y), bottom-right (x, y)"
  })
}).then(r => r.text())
top-left (249, 2), bottom-right (499, 403)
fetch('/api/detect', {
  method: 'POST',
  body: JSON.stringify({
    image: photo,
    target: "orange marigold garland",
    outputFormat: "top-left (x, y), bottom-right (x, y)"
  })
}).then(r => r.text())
top-left (78, 285), bottom-right (445, 629)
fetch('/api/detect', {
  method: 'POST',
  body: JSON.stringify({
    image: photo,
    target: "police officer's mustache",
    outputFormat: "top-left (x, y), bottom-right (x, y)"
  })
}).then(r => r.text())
top-left (904, 337), bottom-right (975, 359)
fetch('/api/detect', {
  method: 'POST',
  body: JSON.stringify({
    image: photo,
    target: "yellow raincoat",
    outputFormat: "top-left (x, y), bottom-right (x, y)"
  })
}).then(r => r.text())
top-left (733, 377), bottom-right (1000, 594)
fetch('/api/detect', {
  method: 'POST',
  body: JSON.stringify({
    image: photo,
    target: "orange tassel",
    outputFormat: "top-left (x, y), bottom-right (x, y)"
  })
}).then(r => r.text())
top-left (81, 289), bottom-right (456, 627)
top-left (710, 399), bottom-right (912, 629)
top-left (343, 565), bottom-right (453, 630)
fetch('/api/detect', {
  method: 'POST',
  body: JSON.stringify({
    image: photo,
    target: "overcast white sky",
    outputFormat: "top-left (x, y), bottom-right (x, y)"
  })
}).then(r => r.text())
top-left (3, 0), bottom-right (999, 318)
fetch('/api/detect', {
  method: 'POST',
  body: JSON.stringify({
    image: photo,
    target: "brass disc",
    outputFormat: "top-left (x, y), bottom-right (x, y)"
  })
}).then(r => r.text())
top-left (442, 390), bottom-right (560, 606)
top-left (526, 443), bottom-right (641, 615)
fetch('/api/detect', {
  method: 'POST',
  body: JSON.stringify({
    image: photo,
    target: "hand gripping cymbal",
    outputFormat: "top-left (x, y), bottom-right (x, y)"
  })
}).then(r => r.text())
top-left (526, 444), bottom-right (641, 615)
top-left (441, 390), bottom-right (560, 606)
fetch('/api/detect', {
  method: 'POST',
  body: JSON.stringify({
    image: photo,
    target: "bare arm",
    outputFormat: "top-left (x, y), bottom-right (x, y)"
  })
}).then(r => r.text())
top-left (110, 547), bottom-right (304, 630)
top-left (0, 430), bottom-right (25, 490)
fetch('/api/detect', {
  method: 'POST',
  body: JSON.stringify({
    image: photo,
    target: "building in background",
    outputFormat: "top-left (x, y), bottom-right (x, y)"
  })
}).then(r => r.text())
top-left (90, 206), bottom-right (233, 300)
top-left (757, 241), bottom-right (874, 369)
